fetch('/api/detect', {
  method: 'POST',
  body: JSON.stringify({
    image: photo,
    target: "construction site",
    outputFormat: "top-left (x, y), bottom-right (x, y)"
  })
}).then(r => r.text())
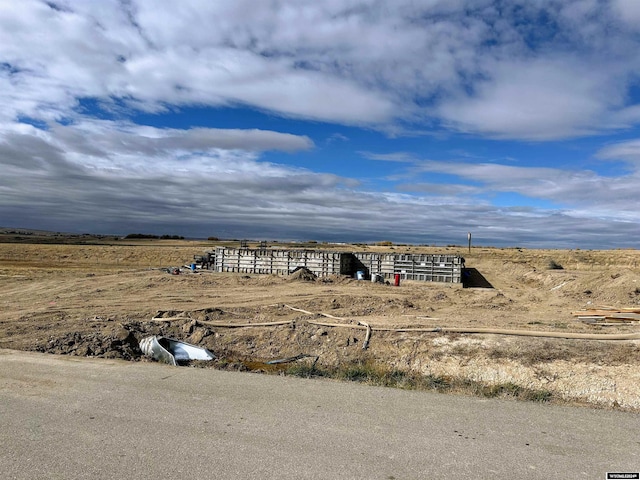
top-left (193, 246), bottom-right (466, 284)
top-left (1, 235), bottom-right (639, 410)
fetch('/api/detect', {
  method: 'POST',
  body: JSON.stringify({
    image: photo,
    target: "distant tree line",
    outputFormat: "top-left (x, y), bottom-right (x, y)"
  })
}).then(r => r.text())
top-left (125, 233), bottom-right (184, 239)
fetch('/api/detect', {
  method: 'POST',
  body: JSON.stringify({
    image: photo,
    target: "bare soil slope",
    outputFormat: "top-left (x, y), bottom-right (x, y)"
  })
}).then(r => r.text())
top-left (1, 241), bottom-right (639, 409)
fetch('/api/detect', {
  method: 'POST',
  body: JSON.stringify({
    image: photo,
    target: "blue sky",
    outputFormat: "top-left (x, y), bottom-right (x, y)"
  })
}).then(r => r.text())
top-left (1, 0), bottom-right (640, 248)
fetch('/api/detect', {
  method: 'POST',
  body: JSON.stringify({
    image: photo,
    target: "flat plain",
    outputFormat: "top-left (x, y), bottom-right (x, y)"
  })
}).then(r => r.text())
top-left (1, 233), bottom-right (639, 409)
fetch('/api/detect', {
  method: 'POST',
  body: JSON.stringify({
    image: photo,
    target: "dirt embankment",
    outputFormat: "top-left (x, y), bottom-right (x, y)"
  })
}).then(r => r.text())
top-left (1, 241), bottom-right (639, 409)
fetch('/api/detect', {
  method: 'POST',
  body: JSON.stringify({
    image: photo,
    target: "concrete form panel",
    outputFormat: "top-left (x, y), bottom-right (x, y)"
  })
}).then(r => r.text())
top-left (352, 253), bottom-right (464, 283)
top-left (198, 247), bottom-right (464, 283)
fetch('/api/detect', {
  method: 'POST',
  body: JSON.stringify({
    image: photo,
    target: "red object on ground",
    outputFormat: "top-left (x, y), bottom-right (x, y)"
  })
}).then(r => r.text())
top-left (394, 274), bottom-right (400, 286)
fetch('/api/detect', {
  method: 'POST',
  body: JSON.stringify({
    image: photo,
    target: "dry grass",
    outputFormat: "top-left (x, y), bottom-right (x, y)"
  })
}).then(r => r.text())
top-left (280, 358), bottom-right (554, 403)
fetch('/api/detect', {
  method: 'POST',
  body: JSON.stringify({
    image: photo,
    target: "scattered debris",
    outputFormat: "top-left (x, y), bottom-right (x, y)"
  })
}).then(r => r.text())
top-left (41, 327), bottom-right (140, 359)
top-left (283, 304), bottom-right (348, 321)
top-left (266, 353), bottom-right (317, 365)
top-left (139, 335), bottom-right (215, 366)
top-left (286, 304), bottom-right (640, 340)
top-left (572, 306), bottom-right (640, 325)
top-left (150, 315), bottom-right (294, 328)
top-left (161, 267), bottom-right (182, 275)
top-left (550, 280), bottom-right (573, 291)
top-left (359, 321), bottom-right (372, 350)
top-left (370, 273), bottom-right (383, 283)
top-left (548, 259), bottom-right (564, 270)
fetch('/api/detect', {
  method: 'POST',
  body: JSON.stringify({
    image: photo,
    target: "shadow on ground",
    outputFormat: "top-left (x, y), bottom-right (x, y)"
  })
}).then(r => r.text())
top-left (462, 268), bottom-right (494, 288)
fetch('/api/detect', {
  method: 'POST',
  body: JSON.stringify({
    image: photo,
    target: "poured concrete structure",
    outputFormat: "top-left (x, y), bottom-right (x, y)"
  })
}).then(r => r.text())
top-left (194, 247), bottom-right (465, 284)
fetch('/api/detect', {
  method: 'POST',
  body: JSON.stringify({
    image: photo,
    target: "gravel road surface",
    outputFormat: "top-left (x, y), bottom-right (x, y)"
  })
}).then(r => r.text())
top-left (1, 349), bottom-right (638, 479)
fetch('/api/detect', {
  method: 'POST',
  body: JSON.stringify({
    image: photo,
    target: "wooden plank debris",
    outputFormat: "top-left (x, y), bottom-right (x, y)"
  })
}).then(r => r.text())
top-left (572, 307), bottom-right (640, 325)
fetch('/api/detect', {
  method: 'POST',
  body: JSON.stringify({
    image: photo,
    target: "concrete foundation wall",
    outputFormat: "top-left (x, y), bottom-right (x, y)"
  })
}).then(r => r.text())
top-left (353, 253), bottom-right (464, 283)
top-left (195, 247), bottom-right (464, 283)
top-left (212, 247), bottom-right (347, 276)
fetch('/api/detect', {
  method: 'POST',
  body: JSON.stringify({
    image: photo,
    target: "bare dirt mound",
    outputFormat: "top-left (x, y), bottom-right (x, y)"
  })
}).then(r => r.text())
top-left (289, 267), bottom-right (317, 282)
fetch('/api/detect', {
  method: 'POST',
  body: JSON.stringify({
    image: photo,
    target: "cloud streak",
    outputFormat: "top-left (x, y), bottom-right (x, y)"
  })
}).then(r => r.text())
top-left (412, 159), bottom-right (640, 218)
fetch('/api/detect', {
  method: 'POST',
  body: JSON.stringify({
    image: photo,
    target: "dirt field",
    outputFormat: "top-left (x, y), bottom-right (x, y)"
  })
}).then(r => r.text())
top-left (1, 237), bottom-right (639, 410)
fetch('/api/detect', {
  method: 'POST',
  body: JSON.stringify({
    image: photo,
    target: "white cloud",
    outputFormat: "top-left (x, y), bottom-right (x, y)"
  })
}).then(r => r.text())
top-left (595, 138), bottom-right (640, 164)
top-left (438, 58), bottom-right (618, 140)
top-left (0, 0), bottom-right (398, 125)
top-left (121, 46), bottom-right (396, 124)
top-left (2, 1), bottom-right (640, 138)
top-left (396, 182), bottom-right (483, 197)
top-left (414, 159), bottom-right (640, 218)
top-left (50, 121), bottom-right (314, 157)
top-left (611, 0), bottom-right (640, 26)
top-left (326, 133), bottom-right (349, 144)
top-left (359, 151), bottom-right (416, 162)
top-left (0, 120), bottom-right (313, 183)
